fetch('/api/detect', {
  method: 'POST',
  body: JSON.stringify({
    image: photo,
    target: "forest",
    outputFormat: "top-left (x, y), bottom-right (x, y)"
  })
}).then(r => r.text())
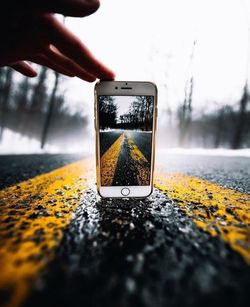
top-left (0, 67), bottom-right (88, 149)
top-left (99, 96), bottom-right (154, 131)
top-left (0, 64), bottom-right (249, 150)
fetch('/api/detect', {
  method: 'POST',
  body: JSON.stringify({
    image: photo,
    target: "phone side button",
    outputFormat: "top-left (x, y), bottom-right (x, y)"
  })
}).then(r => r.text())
top-left (121, 188), bottom-right (130, 196)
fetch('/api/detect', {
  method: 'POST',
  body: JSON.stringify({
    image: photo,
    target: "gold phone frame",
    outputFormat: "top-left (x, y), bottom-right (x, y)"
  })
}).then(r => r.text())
top-left (94, 81), bottom-right (158, 198)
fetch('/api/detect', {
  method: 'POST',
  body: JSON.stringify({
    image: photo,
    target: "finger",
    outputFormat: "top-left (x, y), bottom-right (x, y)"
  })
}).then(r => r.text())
top-left (9, 61), bottom-right (37, 77)
top-left (30, 55), bottom-right (76, 77)
top-left (2, 0), bottom-right (100, 17)
top-left (49, 0), bottom-right (101, 17)
top-left (44, 14), bottom-right (115, 80)
top-left (44, 46), bottom-right (96, 82)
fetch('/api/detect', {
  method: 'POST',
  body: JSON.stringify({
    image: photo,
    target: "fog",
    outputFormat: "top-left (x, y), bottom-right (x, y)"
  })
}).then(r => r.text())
top-left (0, 0), bottom-right (250, 153)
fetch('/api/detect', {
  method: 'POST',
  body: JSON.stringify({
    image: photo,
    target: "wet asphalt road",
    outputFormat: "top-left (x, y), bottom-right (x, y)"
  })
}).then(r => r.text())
top-left (0, 153), bottom-right (249, 193)
top-left (112, 134), bottom-right (139, 186)
top-left (100, 131), bottom-right (121, 156)
top-left (0, 154), bottom-right (83, 190)
top-left (100, 130), bottom-right (152, 186)
top-left (127, 131), bottom-right (152, 161)
top-left (156, 152), bottom-right (250, 194)
top-left (0, 153), bottom-right (249, 307)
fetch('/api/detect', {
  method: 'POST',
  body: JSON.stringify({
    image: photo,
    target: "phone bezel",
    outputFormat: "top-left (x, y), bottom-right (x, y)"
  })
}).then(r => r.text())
top-left (94, 81), bottom-right (157, 198)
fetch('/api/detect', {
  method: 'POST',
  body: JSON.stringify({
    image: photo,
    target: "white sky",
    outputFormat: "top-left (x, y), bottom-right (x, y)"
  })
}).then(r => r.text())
top-left (62, 0), bottom-right (250, 118)
top-left (113, 96), bottom-right (135, 118)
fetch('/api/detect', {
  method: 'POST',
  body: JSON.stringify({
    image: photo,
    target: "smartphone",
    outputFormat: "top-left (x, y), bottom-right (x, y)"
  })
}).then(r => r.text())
top-left (94, 81), bottom-right (157, 198)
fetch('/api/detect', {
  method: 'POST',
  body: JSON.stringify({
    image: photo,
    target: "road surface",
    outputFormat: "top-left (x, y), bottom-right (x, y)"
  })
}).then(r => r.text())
top-left (100, 130), bottom-right (152, 186)
top-left (0, 153), bottom-right (249, 307)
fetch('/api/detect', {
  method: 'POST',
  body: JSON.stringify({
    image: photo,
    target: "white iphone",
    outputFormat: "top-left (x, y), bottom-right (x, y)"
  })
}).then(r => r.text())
top-left (94, 81), bottom-right (157, 198)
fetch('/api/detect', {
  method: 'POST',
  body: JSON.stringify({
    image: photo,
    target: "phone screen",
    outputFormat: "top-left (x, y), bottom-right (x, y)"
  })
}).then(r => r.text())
top-left (98, 95), bottom-right (154, 187)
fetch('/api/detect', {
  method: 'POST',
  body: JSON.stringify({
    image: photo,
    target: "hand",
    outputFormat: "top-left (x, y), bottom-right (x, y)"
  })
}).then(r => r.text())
top-left (0, 0), bottom-right (115, 81)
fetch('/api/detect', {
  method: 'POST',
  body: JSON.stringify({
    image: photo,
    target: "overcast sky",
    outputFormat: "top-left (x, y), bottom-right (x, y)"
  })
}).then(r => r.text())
top-left (113, 96), bottom-right (134, 119)
top-left (63, 0), bottom-right (250, 115)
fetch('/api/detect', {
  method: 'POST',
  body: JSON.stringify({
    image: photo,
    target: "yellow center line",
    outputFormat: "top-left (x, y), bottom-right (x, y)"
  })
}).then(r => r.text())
top-left (100, 133), bottom-right (124, 186)
top-left (0, 158), bottom-right (94, 307)
top-left (127, 136), bottom-right (150, 185)
top-left (127, 137), bottom-right (148, 163)
top-left (0, 158), bottom-right (249, 307)
top-left (155, 171), bottom-right (250, 264)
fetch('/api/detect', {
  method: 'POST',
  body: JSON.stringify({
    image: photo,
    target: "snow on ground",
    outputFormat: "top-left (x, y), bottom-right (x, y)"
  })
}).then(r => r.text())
top-left (0, 129), bottom-right (59, 154)
top-left (0, 129), bottom-right (94, 155)
top-left (158, 148), bottom-right (250, 158)
top-left (0, 129), bottom-right (249, 157)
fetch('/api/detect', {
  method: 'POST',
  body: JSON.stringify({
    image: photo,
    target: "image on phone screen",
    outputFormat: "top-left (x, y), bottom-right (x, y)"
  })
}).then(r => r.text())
top-left (98, 95), bottom-right (154, 186)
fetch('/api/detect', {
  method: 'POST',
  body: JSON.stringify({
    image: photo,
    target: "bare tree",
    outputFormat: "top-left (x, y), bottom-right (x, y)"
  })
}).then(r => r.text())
top-left (178, 40), bottom-right (196, 146)
top-left (132, 96), bottom-right (153, 130)
top-left (29, 66), bottom-right (48, 112)
top-left (231, 27), bottom-right (250, 149)
top-left (0, 69), bottom-right (5, 138)
top-left (178, 76), bottom-right (193, 146)
top-left (214, 105), bottom-right (225, 148)
top-left (231, 81), bottom-right (249, 149)
top-left (41, 71), bottom-right (60, 149)
top-left (0, 68), bottom-right (13, 140)
top-left (16, 77), bottom-right (30, 111)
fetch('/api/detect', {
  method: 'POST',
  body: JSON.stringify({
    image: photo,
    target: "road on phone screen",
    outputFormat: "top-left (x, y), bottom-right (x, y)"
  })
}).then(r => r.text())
top-left (100, 130), bottom-right (152, 186)
top-left (0, 153), bottom-right (249, 307)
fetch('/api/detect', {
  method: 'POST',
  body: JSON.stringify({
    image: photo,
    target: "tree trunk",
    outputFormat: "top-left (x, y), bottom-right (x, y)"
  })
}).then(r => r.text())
top-left (41, 72), bottom-right (59, 149)
top-left (231, 82), bottom-right (248, 149)
top-left (0, 68), bottom-right (13, 141)
top-left (214, 108), bottom-right (224, 148)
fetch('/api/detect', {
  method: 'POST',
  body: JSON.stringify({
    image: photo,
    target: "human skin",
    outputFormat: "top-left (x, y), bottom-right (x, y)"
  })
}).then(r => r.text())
top-left (0, 0), bottom-right (115, 81)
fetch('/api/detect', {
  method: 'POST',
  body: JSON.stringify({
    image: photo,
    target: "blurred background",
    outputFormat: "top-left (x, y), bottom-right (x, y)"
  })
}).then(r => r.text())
top-left (0, 0), bottom-right (250, 154)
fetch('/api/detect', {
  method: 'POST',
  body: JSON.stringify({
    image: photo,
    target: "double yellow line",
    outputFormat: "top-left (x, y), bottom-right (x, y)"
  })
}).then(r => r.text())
top-left (0, 159), bottom-right (94, 307)
top-left (100, 132), bottom-right (150, 185)
top-left (155, 172), bottom-right (250, 264)
top-left (127, 136), bottom-right (150, 185)
top-left (0, 158), bottom-right (249, 307)
top-left (100, 133), bottom-right (125, 186)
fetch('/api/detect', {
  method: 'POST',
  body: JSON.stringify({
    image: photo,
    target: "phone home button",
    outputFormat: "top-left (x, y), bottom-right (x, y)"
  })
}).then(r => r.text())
top-left (121, 188), bottom-right (130, 196)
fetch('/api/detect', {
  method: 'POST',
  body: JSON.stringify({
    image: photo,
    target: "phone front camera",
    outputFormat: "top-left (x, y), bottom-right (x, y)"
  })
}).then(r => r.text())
top-left (115, 87), bottom-right (118, 89)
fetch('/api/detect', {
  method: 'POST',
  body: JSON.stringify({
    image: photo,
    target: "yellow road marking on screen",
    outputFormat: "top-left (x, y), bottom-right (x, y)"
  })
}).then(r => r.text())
top-left (128, 137), bottom-right (148, 163)
top-left (0, 159), bottom-right (94, 307)
top-left (101, 133), bottom-right (124, 185)
top-left (155, 172), bottom-right (250, 264)
top-left (127, 136), bottom-right (150, 185)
